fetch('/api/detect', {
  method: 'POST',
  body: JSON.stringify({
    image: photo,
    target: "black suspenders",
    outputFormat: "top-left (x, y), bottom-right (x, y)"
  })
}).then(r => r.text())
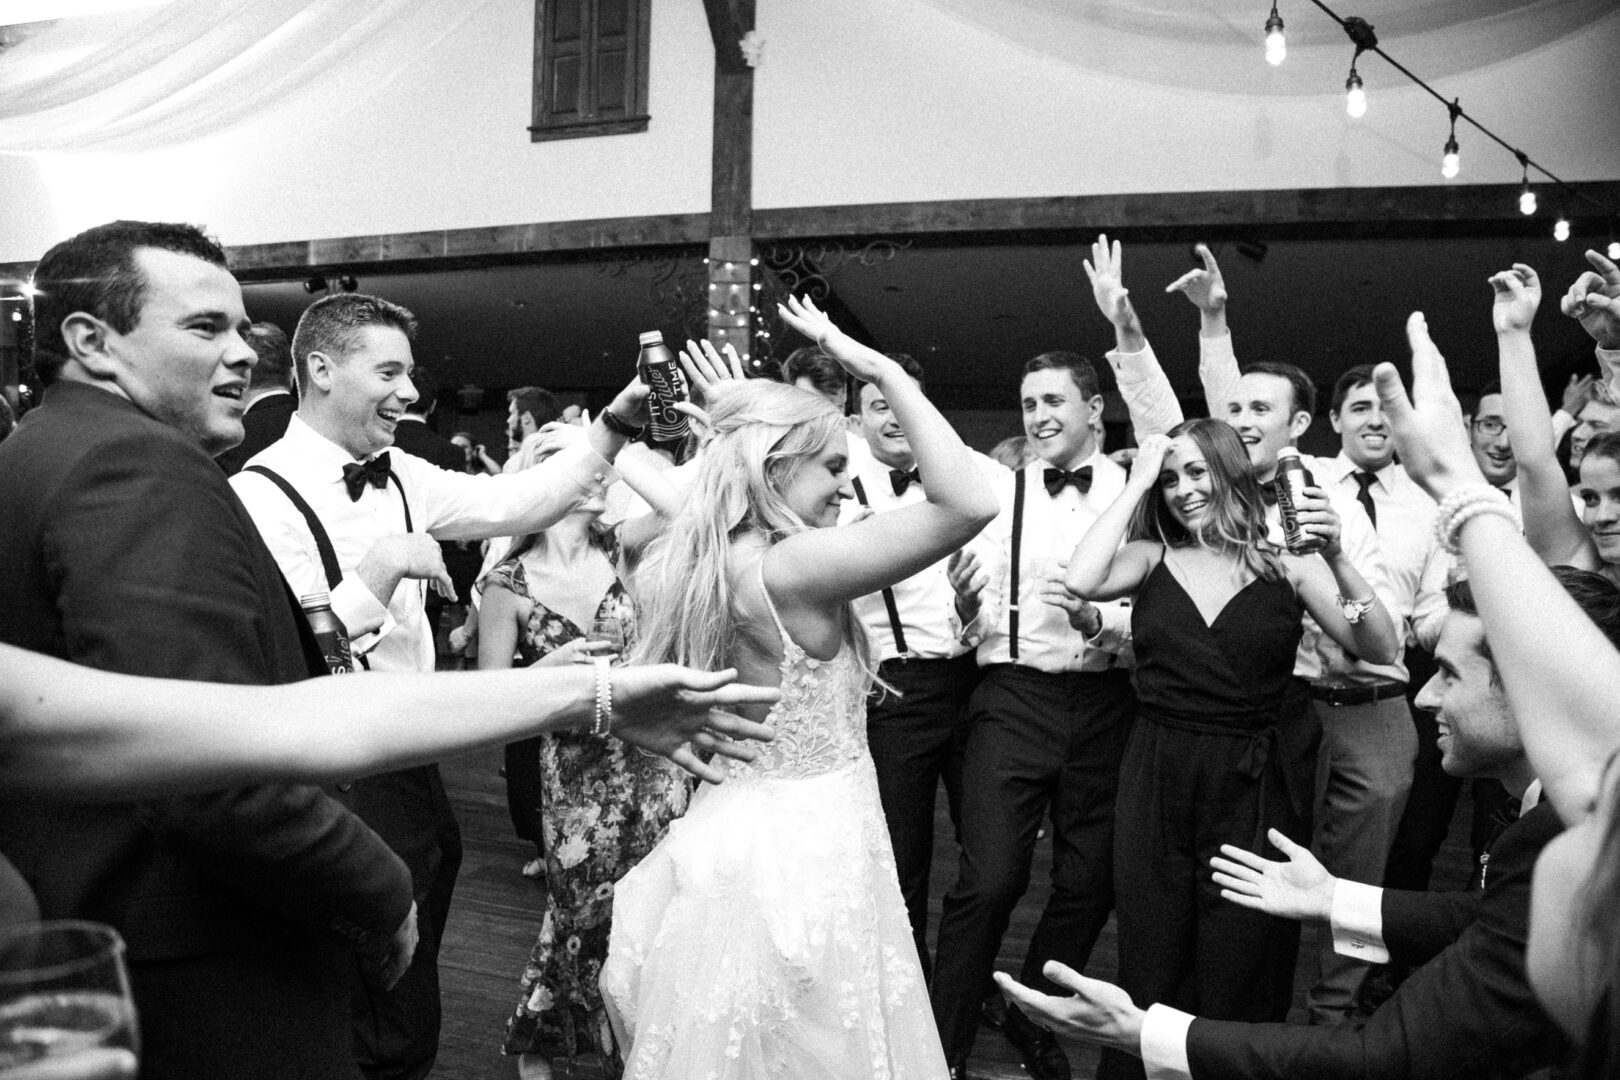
top-left (850, 476), bottom-right (911, 659)
top-left (1009, 467), bottom-right (1026, 661)
top-left (243, 463), bottom-right (414, 670)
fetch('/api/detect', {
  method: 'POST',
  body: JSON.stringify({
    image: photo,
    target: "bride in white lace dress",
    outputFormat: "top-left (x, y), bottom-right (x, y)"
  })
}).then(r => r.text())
top-left (600, 298), bottom-right (998, 1079)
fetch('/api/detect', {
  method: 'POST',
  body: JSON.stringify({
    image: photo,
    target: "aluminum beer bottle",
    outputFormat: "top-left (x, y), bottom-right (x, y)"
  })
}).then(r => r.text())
top-left (1273, 447), bottom-right (1323, 554)
top-left (637, 330), bottom-right (690, 443)
top-left (299, 590), bottom-right (355, 674)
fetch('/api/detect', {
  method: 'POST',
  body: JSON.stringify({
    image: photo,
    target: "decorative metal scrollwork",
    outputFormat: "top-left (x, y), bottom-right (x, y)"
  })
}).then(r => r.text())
top-left (593, 249), bottom-right (711, 340)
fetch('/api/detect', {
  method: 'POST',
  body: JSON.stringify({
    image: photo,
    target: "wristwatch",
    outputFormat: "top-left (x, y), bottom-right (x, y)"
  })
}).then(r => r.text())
top-left (599, 408), bottom-right (643, 438)
top-left (1336, 593), bottom-right (1375, 624)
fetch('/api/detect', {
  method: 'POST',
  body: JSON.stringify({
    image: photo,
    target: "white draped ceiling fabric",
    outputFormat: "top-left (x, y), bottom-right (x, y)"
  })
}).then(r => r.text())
top-left (915, 0), bottom-right (1619, 94)
top-left (0, 0), bottom-right (496, 153)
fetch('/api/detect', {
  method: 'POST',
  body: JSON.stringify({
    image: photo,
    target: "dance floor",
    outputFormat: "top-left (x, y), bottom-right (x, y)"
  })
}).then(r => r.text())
top-left (430, 745), bottom-right (1475, 1080)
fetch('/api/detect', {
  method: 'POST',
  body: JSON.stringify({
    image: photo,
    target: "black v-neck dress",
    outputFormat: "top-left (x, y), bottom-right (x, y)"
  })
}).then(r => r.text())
top-left (1112, 553), bottom-right (1309, 1037)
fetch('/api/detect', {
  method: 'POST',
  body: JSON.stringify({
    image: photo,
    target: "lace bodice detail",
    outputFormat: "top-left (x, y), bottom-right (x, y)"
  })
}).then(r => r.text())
top-left (724, 565), bottom-right (872, 782)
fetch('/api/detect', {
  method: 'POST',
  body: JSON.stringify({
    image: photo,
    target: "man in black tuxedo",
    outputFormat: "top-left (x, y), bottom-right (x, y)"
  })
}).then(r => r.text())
top-left (215, 319), bottom-right (297, 475)
top-left (991, 569), bottom-right (1620, 1080)
top-left (0, 220), bottom-right (416, 1080)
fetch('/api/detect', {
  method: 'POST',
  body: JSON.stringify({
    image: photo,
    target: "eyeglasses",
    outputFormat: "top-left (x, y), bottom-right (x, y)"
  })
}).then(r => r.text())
top-left (1471, 417), bottom-right (1508, 437)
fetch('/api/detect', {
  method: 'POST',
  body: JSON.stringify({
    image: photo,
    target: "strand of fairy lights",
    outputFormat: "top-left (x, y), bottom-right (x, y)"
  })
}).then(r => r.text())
top-left (1263, 0), bottom-right (1619, 256)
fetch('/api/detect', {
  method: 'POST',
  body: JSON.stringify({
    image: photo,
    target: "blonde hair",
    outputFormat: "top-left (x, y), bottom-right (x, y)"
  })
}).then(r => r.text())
top-left (630, 380), bottom-right (877, 683)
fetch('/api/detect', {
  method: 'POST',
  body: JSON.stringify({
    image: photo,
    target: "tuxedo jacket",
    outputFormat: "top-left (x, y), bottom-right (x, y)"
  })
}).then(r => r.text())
top-left (0, 380), bottom-right (412, 1075)
top-left (214, 389), bottom-right (296, 476)
top-left (1185, 801), bottom-right (1566, 1079)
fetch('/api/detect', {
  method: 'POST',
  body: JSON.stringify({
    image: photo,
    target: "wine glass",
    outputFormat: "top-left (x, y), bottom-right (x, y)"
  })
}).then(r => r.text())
top-left (0, 920), bottom-right (139, 1077)
top-left (584, 617), bottom-right (626, 663)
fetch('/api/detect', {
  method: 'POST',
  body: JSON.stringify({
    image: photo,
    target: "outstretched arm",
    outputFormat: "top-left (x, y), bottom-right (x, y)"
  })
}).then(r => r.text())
top-left (1168, 243), bottom-right (1241, 417)
top-left (1379, 312), bottom-right (1620, 820)
top-left (1064, 433), bottom-right (1168, 601)
top-left (0, 643), bottom-right (780, 798)
top-left (1088, 233), bottom-right (1185, 437)
top-left (1493, 264), bottom-right (1598, 568)
top-left (768, 297), bottom-right (999, 606)
top-left (1287, 494), bottom-right (1401, 665)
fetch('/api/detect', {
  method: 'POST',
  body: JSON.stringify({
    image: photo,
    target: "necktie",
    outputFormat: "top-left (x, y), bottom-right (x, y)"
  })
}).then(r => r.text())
top-left (1043, 465), bottom-right (1093, 497)
top-left (1259, 481), bottom-right (1279, 506)
top-left (889, 467), bottom-right (921, 496)
top-left (342, 452), bottom-right (392, 501)
top-left (1353, 471), bottom-right (1379, 530)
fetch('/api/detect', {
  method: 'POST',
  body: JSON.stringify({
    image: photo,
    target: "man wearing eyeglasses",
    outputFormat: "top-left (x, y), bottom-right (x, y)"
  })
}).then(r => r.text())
top-left (1466, 386), bottom-right (1518, 492)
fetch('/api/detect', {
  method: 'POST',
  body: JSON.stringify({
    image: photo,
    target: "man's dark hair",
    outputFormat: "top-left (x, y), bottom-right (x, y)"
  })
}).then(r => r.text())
top-left (407, 363), bottom-right (438, 416)
top-left (291, 293), bottom-right (417, 390)
top-left (781, 346), bottom-right (849, 408)
top-left (854, 353), bottom-right (925, 401)
top-left (245, 321), bottom-right (293, 392)
top-left (1330, 364), bottom-right (1377, 416)
top-left (1447, 566), bottom-right (1620, 673)
top-left (1241, 360), bottom-right (1317, 418)
top-left (508, 386), bottom-right (561, 428)
top-left (30, 220), bottom-right (229, 386)
top-left (1023, 351), bottom-right (1101, 399)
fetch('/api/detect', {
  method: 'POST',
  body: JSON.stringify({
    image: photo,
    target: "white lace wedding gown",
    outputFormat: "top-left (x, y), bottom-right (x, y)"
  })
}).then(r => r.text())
top-left (600, 573), bottom-right (949, 1080)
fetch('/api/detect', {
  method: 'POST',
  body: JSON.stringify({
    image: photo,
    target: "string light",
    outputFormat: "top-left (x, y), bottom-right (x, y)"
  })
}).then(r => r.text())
top-left (1553, 215), bottom-right (1570, 243)
top-left (1518, 153), bottom-right (1537, 215)
top-left (1264, 2), bottom-right (1286, 66)
top-left (1345, 66), bottom-right (1366, 118)
top-left (1440, 99), bottom-right (1460, 179)
top-left (1609, 235), bottom-right (1620, 261)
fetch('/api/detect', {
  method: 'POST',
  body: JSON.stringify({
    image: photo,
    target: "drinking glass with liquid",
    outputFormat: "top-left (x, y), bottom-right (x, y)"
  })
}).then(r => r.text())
top-left (0, 921), bottom-right (138, 1078)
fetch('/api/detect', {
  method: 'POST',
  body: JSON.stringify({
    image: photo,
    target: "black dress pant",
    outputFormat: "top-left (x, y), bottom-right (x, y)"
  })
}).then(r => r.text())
top-left (341, 764), bottom-right (463, 1080)
top-left (505, 736), bottom-right (545, 855)
top-left (930, 665), bottom-right (1136, 1064)
top-left (866, 653), bottom-right (980, 980)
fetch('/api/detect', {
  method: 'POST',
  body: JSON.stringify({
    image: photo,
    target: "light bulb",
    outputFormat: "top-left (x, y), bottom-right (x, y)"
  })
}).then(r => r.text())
top-left (1264, 5), bottom-right (1285, 65)
top-left (1554, 217), bottom-right (1570, 242)
top-left (1609, 240), bottom-right (1620, 260)
top-left (1440, 135), bottom-right (1459, 179)
top-left (1345, 72), bottom-right (1367, 119)
top-left (1520, 187), bottom-right (1537, 215)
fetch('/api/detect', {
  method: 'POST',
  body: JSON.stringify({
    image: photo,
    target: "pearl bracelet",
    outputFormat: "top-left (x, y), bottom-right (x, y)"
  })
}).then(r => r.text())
top-left (1433, 483), bottom-right (1515, 555)
top-left (591, 656), bottom-right (614, 736)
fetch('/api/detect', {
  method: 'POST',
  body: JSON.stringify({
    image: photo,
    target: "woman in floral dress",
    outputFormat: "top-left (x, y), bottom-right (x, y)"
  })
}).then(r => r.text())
top-left (479, 477), bottom-right (689, 1080)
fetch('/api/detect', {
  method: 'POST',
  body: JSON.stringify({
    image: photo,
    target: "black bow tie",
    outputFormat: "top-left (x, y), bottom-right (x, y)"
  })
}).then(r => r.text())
top-left (1043, 465), bottom-right (1093, 497)
top-left (1259, 480), bottom-right (1279, 506)
top-left (890, 467), bottom-right (921, 496)
top-left (342, 453), bottom-right (392, 501)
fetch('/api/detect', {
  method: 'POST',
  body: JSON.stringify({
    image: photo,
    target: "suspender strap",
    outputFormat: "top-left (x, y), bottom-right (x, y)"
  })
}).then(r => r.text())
top-left (388, 472), bottom-right (413, 533)
top-left (1009, 467), bottom-right (1025, 661)
top-left (850, 476), bottom-right (910, 657)
top-left (244, 465), bottom-right (341, 590)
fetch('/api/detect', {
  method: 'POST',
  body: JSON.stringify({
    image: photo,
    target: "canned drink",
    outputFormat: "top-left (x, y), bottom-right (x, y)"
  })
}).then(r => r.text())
top-left (299, 591), bottom-right (354, 674)
top-left (1273, 448), bottom-right (1323, 555)
top-left (637, 330), bottom-right (689, 443)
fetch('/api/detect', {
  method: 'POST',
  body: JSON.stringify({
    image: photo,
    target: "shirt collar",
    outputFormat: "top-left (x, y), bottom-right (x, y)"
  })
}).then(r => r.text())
top-left (1328, 451), bottom-right (1396, 492)
top-left (285, 412), bottom-right (379, 474)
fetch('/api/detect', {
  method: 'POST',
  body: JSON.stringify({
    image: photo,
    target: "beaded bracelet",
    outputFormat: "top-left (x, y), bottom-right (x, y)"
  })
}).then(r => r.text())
top-left (1433, 483), bottom-right (1516, 555)
top-left (591, 656), bottom-right (614, 736)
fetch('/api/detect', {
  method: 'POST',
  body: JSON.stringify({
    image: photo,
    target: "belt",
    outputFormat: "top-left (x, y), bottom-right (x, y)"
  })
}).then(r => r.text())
top-left (1310, 680), bottom-right (1406, 707)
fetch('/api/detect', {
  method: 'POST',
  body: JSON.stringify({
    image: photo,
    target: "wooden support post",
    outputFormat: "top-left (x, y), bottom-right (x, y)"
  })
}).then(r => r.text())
top-left (703, 0), bottom-right (756, 357)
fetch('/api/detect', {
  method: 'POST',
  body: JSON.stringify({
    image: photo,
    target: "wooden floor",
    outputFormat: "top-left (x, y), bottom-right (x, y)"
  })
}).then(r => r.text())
top-left (429, 746), bottom-right (1475, 1080)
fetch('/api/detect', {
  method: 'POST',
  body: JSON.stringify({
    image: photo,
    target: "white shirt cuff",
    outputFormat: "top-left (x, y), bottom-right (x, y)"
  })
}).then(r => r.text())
top-left (1140, 1004), bottom-right (1195, 1080)
top-left (1329, 878), bottom-right (1389, 964)
top-left (333, 578), bottom-right (389, 641)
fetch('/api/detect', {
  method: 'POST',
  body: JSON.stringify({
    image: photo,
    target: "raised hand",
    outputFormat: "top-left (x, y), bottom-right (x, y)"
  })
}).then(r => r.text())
top-left (1127, 432), bottom-right (1173, 493)
top-left (1166, 242), bottom-right (1228, 315)
top-left (610, 665), bottom-right (779, 783)
top-left (1374, 312), bottom-right (1487, 501)
top-left (1210, 828), bottom-right (1336, 921)
top-left (680, 337), bottom-right (746, 406)
top-left (1084, 233), bottom-right (1133, 329)
top-left (1562, 372), bottom-right (1597, 416)
top-left (1292, 486), bottom-right (1342, 558)
top-left (993, 962), bottom-right (1145, 1052)
top-left (1490, 263), bottom-right (1542, 335)
top-left (360, 533), bottom-right (455, 602)
top-left (776, 296), bottom-right (892, 383)
top-left (1560, 249), bottom-right (1620, 349)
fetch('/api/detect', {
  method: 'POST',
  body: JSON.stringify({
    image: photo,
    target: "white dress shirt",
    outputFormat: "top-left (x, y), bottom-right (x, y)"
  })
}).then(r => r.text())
top-left (837, 449), bottom-right (1006, 661)
top-left (973, 451), bottom-right (1133, 672)
top-left (232, 414), bottom-right (615, 674)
